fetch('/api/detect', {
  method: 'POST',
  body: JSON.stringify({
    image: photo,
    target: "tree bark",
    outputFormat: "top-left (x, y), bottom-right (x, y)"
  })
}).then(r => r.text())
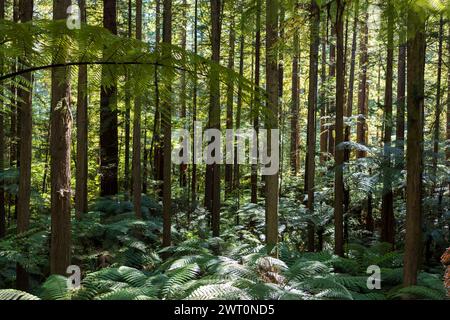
top-left (123, 0), bottom-right (132, 196)
top-left (50, 0), bottom-right (72, 275)
top-left (179, 0), bottom-right (188, 188)
top-left (225, 7), bottom-right (235, 195)
top-left (75, 0), bottom-right (88, 218)
top-left (334, 0), bottom-right (345, 257)
top-left (265, 0), bottom-right (279, 251)
top-left (16, 0), bottom-right (33, 291)
top-left (251, 0), bottom-right (261, 204)
top-left (403, 6), bottom-right (426, 287)
top-left (396, 36), bottom-right (406, 169)
top-left (356, 8), bottom-right (368, 159)
top-left (290, 22), bottom-right (300, 175)
top-left (319, 17), bottom-right (328, 163)
top-left (380, 0), bottom-right (395, 248)
top-left (0, 0), bottom-right (4, 239)
top-left (162, 0), bottom-right (172, 248)
top-left (132, 0), bottom-right (142, 219)
top-left (306, 0), bottom-right (320, 252)
top-left (100, 0), bottom-right (118, 197)
top-left (207, 0), bottom-right (221, 238)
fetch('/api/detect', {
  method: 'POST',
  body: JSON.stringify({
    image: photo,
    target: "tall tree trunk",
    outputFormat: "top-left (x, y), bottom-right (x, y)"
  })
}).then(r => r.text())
top-left (100, 0), bottom-right (118, 197)
top-left (190, 0), bottom-right (198, 212)
top-left (396, 38), bottom-right (406, 169)
top-left (265, 0), bottom-right (279, 251)
top-left (132, 0), bottom-right (142, 219)
top-left (432, 17), bottom-right (444, 190)
top-left (447, 25), bottom-right (450, 168)
top-left (123, 0), bottom-right (132, 196)
top-left (233, 25), bottom-right (244, 193)
top-left (75, 0), bottom-right (88, 218)
top-left (328, 12), bottom-right (336, 159)
top-left (225, 7), bottom-right (235, 195)
top-left (380, 0), bottom-right (395, 248)
top-left (179, 0), bottom-right (188, 188)
top-left (334, 0), bottom-right (345, 257)
top-left (343, 0), bottom-right (359, 226)
top-left (251, 0), bottom-right (261, 204)
top-left (319, 17), bottom-right (328, 163)
top-left (207, 0), bottom-right (221, 238)
top-left (403, 5), bottom-right (426, 287)
top-left (290, 19), bottom-right (300, 175)
top-left (306, 0), bottom-right (320, 252)
top-left (162, 0), bottom-right (172, 248)
top-left (50, 0), bottom-right (72, 275)
top-left (356, 8), bottom-right (368, 159)
top-left (0, 0), bottom-right (5, 239)
top-left (16, 0), bottom-right (33, 290)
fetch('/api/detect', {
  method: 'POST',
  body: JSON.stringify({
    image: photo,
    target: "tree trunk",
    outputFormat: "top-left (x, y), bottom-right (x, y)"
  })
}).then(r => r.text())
top-left (190, 0), bottom-right (198, 212)
top-left (290, 23), bottom-right (300, 175)
top-left (328, 11), bottom-right (336, 159)
top-left (380, 0), bottom-right (395, 248)
top-left (396, 38), bottom-right (406, 169)
top-left (334, 0), bottom-right (345, 257)
top-left (0, 0), bottom-right (4, 238)
top-left (75, 0), bottom-right (88, 218)
top-left (233, 28), bottom-right (244, 192)
top-left (265, 0), bottom-right (279, 251)
top-left (403, 7), bottom-right (426, 287)
top-left (123, 0), bottom-right (132, 196)
top-left (447, 25), bottom-right (450, 168)
top-left (100, 0), bottom-right (118, 197)
top-left (50, 0), bottom-right (72, 275)
top-left (162, 0), bottom-right (172, 248)
top-left (319, 17), bottom-right (328, 163)
top-left (251, 0), bottom-right (261, 204)
top-left (432, 17), bottom-right (444, 191)
top-left (306, 0), bottom-right (320, 252)
top-left (207, 0), bottom-right (221, 238)
top-left (179, 0), bottom-right (188, 188)
top-left (356, 8), bottom-right (368, 159)
top-left (225, 7), bottom-right (235, 195)
top-left (132, 0), bottom-right (142, 219)
top-left (16, 0), bottom-right (33, 290)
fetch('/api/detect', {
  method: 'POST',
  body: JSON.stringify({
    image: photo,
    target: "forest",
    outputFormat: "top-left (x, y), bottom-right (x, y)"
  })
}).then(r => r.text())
top-left (0, 0), bottom-right (448, 301)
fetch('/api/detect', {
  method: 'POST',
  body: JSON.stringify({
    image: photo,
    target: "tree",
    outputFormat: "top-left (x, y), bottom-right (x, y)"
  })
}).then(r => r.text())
top-left (207, 0), bottom-right (221, 238)
top-left (251, 0), bottom-right (262, 204)
top-left (290, 5), bottom-right (300, 176)
top-left (50, 0), bottom-right (73, 275)
top-left (123, 0), bottom-right (132, 195)
top-left (75, 0), bottom-right (88, 218)
top-left (306, 0), bottom-right (320, 252)
top-left (334, 0), bottom-right (346, 257)
top-left (380, 0), bottom-right (395, 247)
top-left (403, 2), bottom-right (426, 287)
top-left (132, 0), bottom-right (142, 219)
top-left (356, 5), bottom-right (368, 159)
top-left (225, 4), bottom-right (235, 195)
top-left (265, 0), bottom-right (279, 251)
top-left (162, 0), bottom-right (172, 248)
top-left (0, 0), bottom-right (4, 239)
top-left (100, 0), bottom-right (118, 197)
top-left (16, 0), bottom-right (33, 290)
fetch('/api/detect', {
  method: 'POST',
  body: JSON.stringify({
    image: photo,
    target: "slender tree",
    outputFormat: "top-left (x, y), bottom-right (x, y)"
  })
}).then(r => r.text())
top-left (179, 0), bottom-right (188, 188)
top-left (225, 5), bottom-right (236, 195)
top-left (16, 0), bottom-right (33, 290)
top-left (50, 0), bottom-right (72, 275)
top-left (265, 0), bottom-right (279, 251)
top-left (251, 0), bottom-right (262, 204)
top-left (396, 34), bottom-right (406, 169)
top-left (123, 0), bottom-right (132, 195)
top-left (306, 0), bottom-right (320, 252)
top-left (380, 0), bottom-right (395, 247)
top-left (132, 0), bottom-right (142, 219)
top-left (191, 0), bottom-right (198, 210)
top-left (207, 0), bottom-right (221, 238)
top-left (75, 0), bottom-right (88, 218)
top-left (403, 2), bottom-right (426, 287)
top-left (356, 6), bottom-right (368, 159)
top-left (162, 0), bottom-right (172, 248)
top-left (290, 8), bottom-right (300, 176)
top-left (0, 0), bottom-right (5, 239)
top-left (100, 0), bottom-right (118, 197)
top-left (334, 0), bottom-right (346, 257)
